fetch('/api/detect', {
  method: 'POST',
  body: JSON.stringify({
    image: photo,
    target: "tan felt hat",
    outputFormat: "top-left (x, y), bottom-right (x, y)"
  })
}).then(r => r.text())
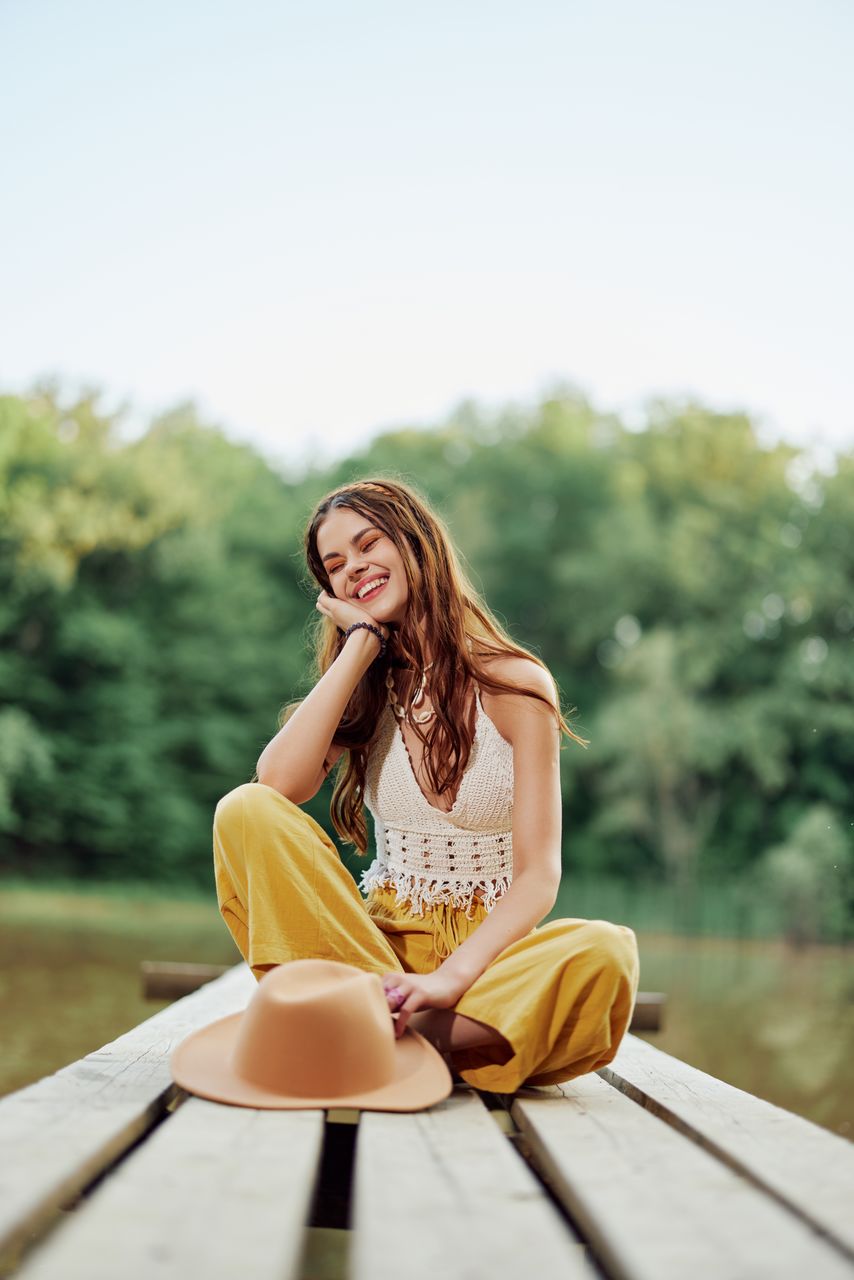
top-left (170, 958), bottom-right (453, 1111)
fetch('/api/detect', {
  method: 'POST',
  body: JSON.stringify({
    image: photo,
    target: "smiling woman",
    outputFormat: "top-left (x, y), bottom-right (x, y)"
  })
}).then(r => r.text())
top-left (211, 477), bottom-right (639, 1092)
top-left (319, 512), bottom-right (404, 616)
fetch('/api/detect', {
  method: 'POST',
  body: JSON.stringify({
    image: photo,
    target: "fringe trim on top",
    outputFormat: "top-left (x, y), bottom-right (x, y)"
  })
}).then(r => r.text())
top-left (359, 860), bottom-right (511, 920)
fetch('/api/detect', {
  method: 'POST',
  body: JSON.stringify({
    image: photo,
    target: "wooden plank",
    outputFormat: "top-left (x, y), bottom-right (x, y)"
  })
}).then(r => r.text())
top-left (352, 1085), bottom-right (597, 1280)
top-left (512, 1073), bottom-right (854, 1280)
top-left (140, 964), bottom-right (665, 1025)
top-left (629, 991), bottom-right (665, 1031)
top-left (141, 961), bottom-right (231, 1000)
top-left (13, 1098), bottom-right (324, 1280)
top-left (601, 1033), bottom-right (854, 1258)
top-left (0, 963), bottom-right (255, 1272)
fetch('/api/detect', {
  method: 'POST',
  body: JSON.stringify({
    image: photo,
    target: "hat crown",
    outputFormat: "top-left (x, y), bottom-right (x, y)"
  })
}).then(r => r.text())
top-left (229, 959), bottom-right (396, 1098)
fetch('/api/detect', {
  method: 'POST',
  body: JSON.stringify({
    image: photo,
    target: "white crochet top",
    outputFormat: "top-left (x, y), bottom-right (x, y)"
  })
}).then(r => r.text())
top-left (359, 683), bottom-right (514, 917)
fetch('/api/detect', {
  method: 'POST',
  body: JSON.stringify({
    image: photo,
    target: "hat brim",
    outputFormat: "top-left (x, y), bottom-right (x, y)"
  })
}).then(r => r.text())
top-left (170, 1011), bottom-right (453, 1111)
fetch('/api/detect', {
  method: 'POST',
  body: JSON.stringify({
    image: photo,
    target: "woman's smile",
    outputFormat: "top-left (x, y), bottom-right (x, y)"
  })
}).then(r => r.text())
top-left (353, 575), bottom-right (390, 602)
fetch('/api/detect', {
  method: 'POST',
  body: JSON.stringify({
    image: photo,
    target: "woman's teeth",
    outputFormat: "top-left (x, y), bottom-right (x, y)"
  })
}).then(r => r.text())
top-left (357, 576), bottom-right (389, 600)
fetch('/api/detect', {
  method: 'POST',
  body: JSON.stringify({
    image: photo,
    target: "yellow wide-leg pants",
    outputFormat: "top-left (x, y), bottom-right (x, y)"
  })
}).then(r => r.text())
top-left (213, 781), bottom-right (640, 1094)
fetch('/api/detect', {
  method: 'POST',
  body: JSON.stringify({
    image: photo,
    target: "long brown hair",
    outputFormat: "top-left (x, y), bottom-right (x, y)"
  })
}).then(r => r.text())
top-left (282, 477), bottom-right (587, 853)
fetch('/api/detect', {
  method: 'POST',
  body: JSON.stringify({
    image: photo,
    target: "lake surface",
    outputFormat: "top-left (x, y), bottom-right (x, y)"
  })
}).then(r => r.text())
top-left (1, 886), bottom-right (851, 1139)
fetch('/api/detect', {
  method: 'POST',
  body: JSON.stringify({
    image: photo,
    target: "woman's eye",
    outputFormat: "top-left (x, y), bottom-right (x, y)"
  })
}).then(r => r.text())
top-left (326, 536), bottom-right (380, 574)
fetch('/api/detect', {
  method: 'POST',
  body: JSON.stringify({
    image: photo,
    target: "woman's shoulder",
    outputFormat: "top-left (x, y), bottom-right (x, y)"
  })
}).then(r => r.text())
top-left (476, 650), bottom-right (558, 699)
top-left (474, 651), bottom-right (559, 747)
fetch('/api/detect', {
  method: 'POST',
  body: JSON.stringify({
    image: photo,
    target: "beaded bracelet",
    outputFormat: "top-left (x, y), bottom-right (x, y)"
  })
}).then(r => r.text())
top-left (342, 621), bottom-right (388, 658)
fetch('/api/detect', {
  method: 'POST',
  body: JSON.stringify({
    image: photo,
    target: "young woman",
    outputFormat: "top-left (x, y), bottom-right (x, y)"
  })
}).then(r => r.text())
top-left (213, 478), bottom-right (639, 1091)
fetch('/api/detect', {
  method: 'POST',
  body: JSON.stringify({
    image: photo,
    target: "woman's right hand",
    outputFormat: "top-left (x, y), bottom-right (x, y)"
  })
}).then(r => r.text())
top-left (315, 589), bottom-right (390, 643)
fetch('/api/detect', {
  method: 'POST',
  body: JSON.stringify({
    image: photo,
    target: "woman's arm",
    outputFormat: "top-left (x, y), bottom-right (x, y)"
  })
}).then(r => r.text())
top-left (390, 658), bottom-right (564, 1034)
top-left (437, 658), bottom-right (563, 992)
top-left (256, 592), bottom-right (387, 802)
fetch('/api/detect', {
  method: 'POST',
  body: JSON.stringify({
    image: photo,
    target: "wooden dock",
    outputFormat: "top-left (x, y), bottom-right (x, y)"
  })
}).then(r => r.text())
top-left (1, 963), bottom-right (852, 1280)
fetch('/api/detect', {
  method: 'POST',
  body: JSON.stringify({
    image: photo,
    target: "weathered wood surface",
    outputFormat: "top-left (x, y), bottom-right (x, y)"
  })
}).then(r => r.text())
top-left (13, 1100), bottom-right (324, 1280)
top-left (4, 959), bottom-right (851, 1280)
top-left (601, 1033), bottom-right (854, 1258)
top-left (0, 964), bottom-right (256, 1272)
top-left (353, 1085), bottom-right (596, 1280)
top-left (512, 1071), bottom-right (853, 1280)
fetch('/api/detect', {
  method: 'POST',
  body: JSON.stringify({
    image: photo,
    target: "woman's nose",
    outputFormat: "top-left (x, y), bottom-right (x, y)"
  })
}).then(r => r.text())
top-left (347, 557), bottom-right (370, 583)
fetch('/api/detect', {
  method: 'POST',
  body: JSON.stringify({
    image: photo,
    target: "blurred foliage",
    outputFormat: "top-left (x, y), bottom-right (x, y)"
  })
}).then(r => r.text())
top-left (1, 383), bottom-right (852, 938)
top-left (753, 805), bottom-right (853, 946)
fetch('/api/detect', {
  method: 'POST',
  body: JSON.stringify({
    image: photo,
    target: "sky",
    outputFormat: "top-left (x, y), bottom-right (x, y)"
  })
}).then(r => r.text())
top-left (2, 0), bottom-right (852, 472)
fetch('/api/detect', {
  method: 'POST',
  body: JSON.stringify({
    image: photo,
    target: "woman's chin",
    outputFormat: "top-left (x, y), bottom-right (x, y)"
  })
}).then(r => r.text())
top-left (370, 595), bottom-right (405, 625)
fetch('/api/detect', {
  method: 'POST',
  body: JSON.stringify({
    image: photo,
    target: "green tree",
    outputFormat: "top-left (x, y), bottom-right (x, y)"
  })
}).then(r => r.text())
top-left (2, 381), bottom-right (851, 940)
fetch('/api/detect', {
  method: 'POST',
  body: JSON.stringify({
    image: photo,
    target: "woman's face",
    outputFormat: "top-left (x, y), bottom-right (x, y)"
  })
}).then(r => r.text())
top-left (315, 506), bottom-right (418, 626)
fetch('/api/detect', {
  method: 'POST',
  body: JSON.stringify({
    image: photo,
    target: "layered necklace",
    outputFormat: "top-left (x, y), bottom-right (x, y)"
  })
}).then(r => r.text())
top-left (386, 662), bottom-right (435, 724)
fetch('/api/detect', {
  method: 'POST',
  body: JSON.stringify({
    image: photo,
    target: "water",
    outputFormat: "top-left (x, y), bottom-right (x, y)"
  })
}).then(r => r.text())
top-left (628, 931), bottom-right (853, 1139)
top-left (1, 887), bottom-right (851, 1138)
top-left (0, 887), bottom-right (240, 1097)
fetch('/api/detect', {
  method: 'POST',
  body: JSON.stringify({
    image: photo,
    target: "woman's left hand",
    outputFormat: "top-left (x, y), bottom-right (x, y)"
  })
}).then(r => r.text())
top-left (381, 970), bottom-right (464, 1038)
